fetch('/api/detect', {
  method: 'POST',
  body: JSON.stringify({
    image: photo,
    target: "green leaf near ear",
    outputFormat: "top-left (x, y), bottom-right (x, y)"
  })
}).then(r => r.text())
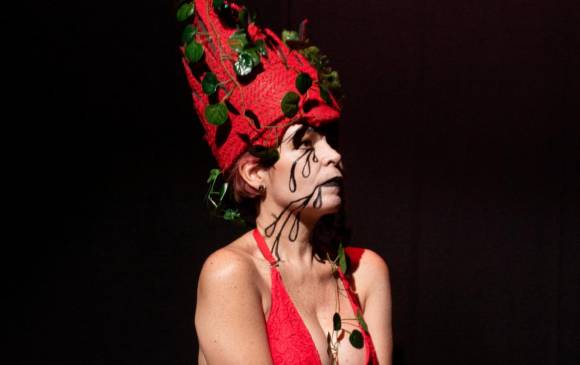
top-left (282, 30), bottom-right (299, 44)
top-left (234, 52), bottom-right (254, 76)
top-left (181, 24), bottom-right (197, 44)
top-left (349, 329), bottom-right (364, 349)
top-left (296, 73), bottom-right (312, 94)
top-left (281, 91), bottom-right (300, 118)
top-left (185, 40), bottom-right (204, 64)
top-left (255, 40), bottom-right (267, 56)
top-left (223, 209), bottom-right (241, 221)
top-left (333, 312), bottom-right (341, 331)
top-left (205, 103), bottom-right (228, 126)
top-left (202, 72), bottom-right (219, 95)
top-left (207, 168), bottom-right (221, 183)
top-left (356, 309), bottom-right (369, 332)
top-left (338, 241), bottom-right (348, 273)
top-left (176, 2), bottom-right (195, 22)
top-left (228, 31), bottom-right (248, 53)
top-left (218, 182), bottom-right (228, 201)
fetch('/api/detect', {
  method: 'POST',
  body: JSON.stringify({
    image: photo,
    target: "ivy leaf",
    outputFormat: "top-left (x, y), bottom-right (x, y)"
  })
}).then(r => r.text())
top-left (205, 103), bottom-right (228, 125)
top-left (281, 91), bottom-right (300, 118)
top-left (255, 40), bottom-right (267, 56)
top-left (296, 73), bottom-right (312, 95)
top-left (320, 84), bottom-right (332, 105)
top-left (223, 209), bottom-right (241, 221)
top-left (338, 241), bottom-right (348, 273)
top-left (228, 31), bottom-right (248, 53)
top-left (349, 329), bottom-right (364, 349)
top-left (321, 70), bottom-right (341, 91)
top-left (181, 24), bottom-right (197, 44)
top-left (244, 49), bottom-right (261, 66)
top-left (218, 182), bottom-right (228, 201)
top-left (282, 30), bottom-right (299, 44)
top-left (207, 168), bottom-right (221, 184)
top-left (356, 309), bottom-right (369, 332)
top-left (185, 40), bottom-right (204, 64)
top-left (333, 312), bottom-right (341, 331)
top-left (202, 72), bottom-right (219, 95)
top-left (176, 2), bottom-right (195, 22)
top-left (234, 52), bottom-right (254, 76)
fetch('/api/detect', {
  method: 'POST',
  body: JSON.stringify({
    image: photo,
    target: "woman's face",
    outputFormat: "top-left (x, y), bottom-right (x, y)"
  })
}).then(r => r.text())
top-left (264, 123), bottom-right (343, 222)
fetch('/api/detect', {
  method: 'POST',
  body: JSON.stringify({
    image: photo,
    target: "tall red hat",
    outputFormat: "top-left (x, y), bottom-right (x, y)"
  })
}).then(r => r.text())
top-left (178, 0), bottom-right (341, 171)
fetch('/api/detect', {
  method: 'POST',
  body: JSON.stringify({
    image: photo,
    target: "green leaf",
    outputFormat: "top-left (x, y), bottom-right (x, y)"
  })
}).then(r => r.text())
top-left (207, 168), bottom-right (221, 183)
top-left (234, 52), bottom-right (253, 76)
top-left (223, 209), bottom-right (241, 221)
top-left (202, 72), bottom-right (219, 95)
top-left (333, 312), bottom-right (341, 331)
top-left (181, 24), bottom-right (197, 44)
top-left (218, 182), bottom-right (228, 201)
top-left (349, 329), bottom-right (364, 349)
top-left (255, 39), bottom-right (267, 56)
top-left (228, 31), bottom-right (248, 53)
top-left (320, 84), bottom-right (332, 105)
top-left (296, 73), bottom-right (312, 94)
top-left (338, 241), bottom-right (348, 273)
top-left (356, 309), bottom-right (369, 332)
top-left (205, 103), bottom-right (228, 125)
top-left (212, 0), bottom-right (224, 12)
top-left (282, 30), bottom-right (299, 44)
top-left (185, 40), bottom-right (204, 64)
top-left (281, 91), bottom-right (300, 118)
top-left (321, 70), bottom-right (341, 90)
top-left (244, 49), bottom-right (261, 66)
top-left (176, 2), bottom-right (195, 22)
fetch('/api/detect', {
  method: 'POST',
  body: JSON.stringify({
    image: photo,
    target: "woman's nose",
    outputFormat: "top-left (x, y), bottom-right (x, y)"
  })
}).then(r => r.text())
top-left (320, 138), bottom-right (342, 167)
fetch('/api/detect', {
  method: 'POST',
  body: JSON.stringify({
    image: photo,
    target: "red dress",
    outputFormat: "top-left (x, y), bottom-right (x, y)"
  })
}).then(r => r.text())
top-left (253, 229), bottom-right (379, 364)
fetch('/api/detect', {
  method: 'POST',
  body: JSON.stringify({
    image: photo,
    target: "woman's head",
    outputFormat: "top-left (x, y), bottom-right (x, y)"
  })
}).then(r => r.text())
top-left (229, 122), bottom-right (343, 224)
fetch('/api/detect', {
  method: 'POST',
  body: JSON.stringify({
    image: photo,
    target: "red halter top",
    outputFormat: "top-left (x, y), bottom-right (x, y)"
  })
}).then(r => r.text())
top-left (253, 228), bottom-right (379, 364)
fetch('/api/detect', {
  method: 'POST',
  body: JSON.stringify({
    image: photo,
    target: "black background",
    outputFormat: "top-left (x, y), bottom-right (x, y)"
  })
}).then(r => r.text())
top-left (40, 0), bottom-right (579, 364)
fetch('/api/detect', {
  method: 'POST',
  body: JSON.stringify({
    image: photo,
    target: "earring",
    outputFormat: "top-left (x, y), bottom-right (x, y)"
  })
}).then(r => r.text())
top-left (258, 185), bottom-right (266, 195)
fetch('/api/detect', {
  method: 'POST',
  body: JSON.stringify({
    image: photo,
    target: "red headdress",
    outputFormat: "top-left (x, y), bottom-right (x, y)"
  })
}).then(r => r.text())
top-left (178, 0), bottom-right (342, 172)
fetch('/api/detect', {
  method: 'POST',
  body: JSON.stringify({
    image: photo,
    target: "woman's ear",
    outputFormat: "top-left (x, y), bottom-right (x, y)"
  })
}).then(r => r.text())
top-left (238, 156), bottom-right (268, 191)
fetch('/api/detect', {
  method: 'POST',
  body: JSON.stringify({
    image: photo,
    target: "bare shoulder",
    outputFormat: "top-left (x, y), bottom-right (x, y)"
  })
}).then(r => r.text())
top-left (195, 233), bottom-right (274, 363)
top-left (197, 234), bottom-right (261, 295)
top-left (344, 247), bottom-right (391, 305)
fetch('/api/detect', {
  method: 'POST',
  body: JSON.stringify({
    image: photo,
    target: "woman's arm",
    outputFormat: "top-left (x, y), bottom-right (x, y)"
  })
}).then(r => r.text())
top-left (195, 248), bottom-right (274, 365)
top-left (358, 249), bottom-right (393, 365)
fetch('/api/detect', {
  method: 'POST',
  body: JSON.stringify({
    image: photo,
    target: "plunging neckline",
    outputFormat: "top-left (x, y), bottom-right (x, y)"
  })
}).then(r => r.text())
top-left (252, 228), bottom-right (372, 364)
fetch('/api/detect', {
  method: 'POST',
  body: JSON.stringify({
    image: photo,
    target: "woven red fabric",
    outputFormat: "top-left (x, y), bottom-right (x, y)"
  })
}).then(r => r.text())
top-left (252, 229), bottom-right (379, 364)
top-left (180, 0), bottom-right (341, 171)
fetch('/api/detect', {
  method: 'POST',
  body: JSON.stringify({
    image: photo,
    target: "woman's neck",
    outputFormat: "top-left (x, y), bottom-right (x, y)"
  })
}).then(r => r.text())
top-left (255, 206), bottom-right (320, 267)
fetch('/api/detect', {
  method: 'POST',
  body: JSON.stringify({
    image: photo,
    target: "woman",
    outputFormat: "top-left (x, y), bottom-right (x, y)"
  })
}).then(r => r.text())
top-left (177, 0), bottom-right (392, 363)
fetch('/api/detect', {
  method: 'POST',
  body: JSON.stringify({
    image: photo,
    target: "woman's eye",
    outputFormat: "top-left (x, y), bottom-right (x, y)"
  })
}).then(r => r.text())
top-left (300, 139), bottom-right (313, 147)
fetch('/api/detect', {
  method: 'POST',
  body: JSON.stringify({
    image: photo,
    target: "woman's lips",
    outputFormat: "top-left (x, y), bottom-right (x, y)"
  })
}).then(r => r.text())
top-left (321, 176), bottom-right (343, 187)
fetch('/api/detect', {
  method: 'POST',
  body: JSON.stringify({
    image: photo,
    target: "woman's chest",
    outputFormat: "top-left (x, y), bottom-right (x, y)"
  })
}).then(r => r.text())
top-left (263, 269), bottom-right (368, 364)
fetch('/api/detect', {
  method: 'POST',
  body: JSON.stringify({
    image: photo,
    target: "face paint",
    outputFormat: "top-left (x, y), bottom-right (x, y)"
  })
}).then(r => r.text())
top-left (261, 123), bottom-right (343, 260)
